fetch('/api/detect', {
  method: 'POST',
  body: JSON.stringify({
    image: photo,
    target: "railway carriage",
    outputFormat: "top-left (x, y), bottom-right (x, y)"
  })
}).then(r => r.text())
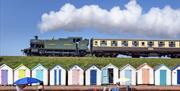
top-left (91, 39), bottom-right (180, 58)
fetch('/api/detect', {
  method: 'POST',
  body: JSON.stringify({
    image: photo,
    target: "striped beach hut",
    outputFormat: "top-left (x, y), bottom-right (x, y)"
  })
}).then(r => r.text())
top-left (14, 64), bottom-right (30, 82)
top-left (68, 65), bottom-right (84, 85)
top-left (172, 64), bottom-right (180, 85)
top-left (154, 64), bottom-right (171, 85)
top-left (0, 64), bottom-right (13, 85)
top-left (50, 65), bottom-right (66, 85)
top-left (120, 64), bottom-right (136, 85)
top-left (85, 65), bottom-right (101, 85)
top-left (101, 63), bottom-right (119, 85)
top-left (32, 64), bottom-right (48, 85)
top-left (137, 63), bottom-right (154, 85)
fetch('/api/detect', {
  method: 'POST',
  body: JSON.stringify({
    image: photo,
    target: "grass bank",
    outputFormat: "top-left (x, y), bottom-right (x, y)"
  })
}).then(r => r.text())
top-left (0, 56), bottom-right (179, 69)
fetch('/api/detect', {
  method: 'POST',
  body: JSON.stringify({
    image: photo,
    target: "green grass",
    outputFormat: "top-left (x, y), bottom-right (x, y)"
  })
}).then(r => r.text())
top-left (0, 56), bottom-right (180, 69)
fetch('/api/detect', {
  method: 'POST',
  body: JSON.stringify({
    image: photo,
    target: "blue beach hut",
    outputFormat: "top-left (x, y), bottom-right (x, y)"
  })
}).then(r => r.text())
top-left (172, 64), bottom-right (180, 85)
top-left (50, 65), bottom-right (66, 85)
top-left (154, 64), bottom-right (171, 85)
top-left (32, 64), bottom-right (48, 85)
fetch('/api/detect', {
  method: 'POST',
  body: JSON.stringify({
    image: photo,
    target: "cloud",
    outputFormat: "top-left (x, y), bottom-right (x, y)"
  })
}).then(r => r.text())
top-left (38, 0), bottom-right (180, 37)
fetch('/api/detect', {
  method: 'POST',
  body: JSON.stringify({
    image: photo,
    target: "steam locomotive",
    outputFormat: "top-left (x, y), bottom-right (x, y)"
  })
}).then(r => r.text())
top-left (22, 36), bottom-right (180, 58)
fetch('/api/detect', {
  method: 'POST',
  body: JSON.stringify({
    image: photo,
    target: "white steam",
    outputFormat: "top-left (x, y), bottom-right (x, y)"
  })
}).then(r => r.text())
top-left (38, 0), bottom-right (180, 37)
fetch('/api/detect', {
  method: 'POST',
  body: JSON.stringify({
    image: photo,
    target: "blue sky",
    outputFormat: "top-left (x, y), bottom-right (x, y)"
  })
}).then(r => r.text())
top-left (0, 0), bottom-right (180, 56)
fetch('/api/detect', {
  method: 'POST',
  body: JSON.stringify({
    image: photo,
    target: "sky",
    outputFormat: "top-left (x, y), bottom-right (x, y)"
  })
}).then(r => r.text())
top-left (0, 0), bottom-right (180, 56)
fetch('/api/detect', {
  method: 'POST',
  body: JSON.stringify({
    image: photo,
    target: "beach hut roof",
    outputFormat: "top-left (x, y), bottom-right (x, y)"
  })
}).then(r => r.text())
top-left (154, 64), bottom-right (170, 71)
top-left (85, 64), bottom-right (100, 71)
top-left (0, 64), bottom-right (12, 69)
top-left (171, 64), bottom-right (180, 71)
top-left (14, 64), bottom-right (29, 70)
top-left (101, 63), bottom-right (118, 70)
top-left (32, 63), bottom-right (47, 70)
top-left (50, 64), bottom-right (65, 70)
top-left (68, 64), bottom-right (83, 71)
top-left (137, 63), bottom-right (153, 70)
top-left (120, 64), bottom-right (136, 71)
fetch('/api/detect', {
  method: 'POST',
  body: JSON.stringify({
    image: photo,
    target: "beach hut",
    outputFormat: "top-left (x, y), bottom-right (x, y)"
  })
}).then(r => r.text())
top-left (68, 65), bottom-right (84, 85)
top-left (120, 64), bottom-right (136, 85)
top-left (14, 64), bottom-right (30, 82)
top-left (101, 63), bottom-right (119, 85)
top-left (172, 64), bottom-right (180, 85)
top-left (0, 64), bottom-right (13, 85)
top-left (137, 63), bottom-right (154, 85)
top-left (32, 64), bottom-right (48, 85)
top-left (85, 65), bottom-right (101, 85)
top-left (154, 64), bottom-right (171, 85)
top-left (50, 65), bottom-right (66, 85)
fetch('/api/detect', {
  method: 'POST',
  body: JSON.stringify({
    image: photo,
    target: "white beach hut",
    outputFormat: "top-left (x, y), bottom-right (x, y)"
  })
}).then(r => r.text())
top-left (50, 65), bottom-right (66, 85)
top-left (0, 64), bottom-right (13, 85)
top-left (137, 63), bottom-right (154, 85)
top-left (68, 65), bottom-right (84, 85)
top-left (14, 64), bottom-right (30, 82)
top-left (85, 65), bottom-right (101, 85)
top-left (120, 64), bottom-right (136, 85)
top-left (172, 64), bottom-right (180, 85)
top-left (154, 64), bottom-right (171, 86)
top-left (101, 63), bottom-right (119, 85)
top-left (32, 64), bottom-right (48, 85)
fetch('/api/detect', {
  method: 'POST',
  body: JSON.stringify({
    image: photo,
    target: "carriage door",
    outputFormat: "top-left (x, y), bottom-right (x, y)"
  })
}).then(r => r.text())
top-left (125, 70), bottom-right (132, 85)
top-left (72, 69), bottom-right (80, 85)
top-left (142, 69), bottom-right (149, 84)
top-left (160, 70), bottom-right (166, 85)
top-left (102, 69), bottom-right (109, 84)
top-left (90, 70), bottom-right (97, 85)
top-left (1, 70), bottom-right (8, 85)
top-left (108, 68), bottom-right (113, 84)
top-left (36, 69), bottom-right (43, 81)
top-left (19, 69), bottom-right (25, 79)
top-left (54, 69), bottom-right (61, 85)
top-left (177, 70), bottom-right (180, 84)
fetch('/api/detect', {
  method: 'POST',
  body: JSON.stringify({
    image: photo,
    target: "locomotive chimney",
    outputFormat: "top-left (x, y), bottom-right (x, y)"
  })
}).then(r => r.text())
top-left (35, 36), bottom-right (38, 40)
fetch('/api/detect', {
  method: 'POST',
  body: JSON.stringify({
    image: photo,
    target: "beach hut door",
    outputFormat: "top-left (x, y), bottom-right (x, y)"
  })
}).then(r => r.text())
top-left (90, 70), bottom-right (97, 85)
top-left (142, 69), bottom-right (149, 84)
top-left (36, 69), bottom-right (43, 81)
top-left (102, 69), bottom-right (109, 84)
top-left (54, 69), bottom-right (61, 85)
top-left (18, 69), bottom-right (25, 79)
top-left (125, 70), bottom-right (132, 85)
top-left (177, 70), bottom-right (180, 84)
top-left (108, 68), bottom-right (113, 84)
top-left (72, 69), bottom-right (80, 85)
top-left (160, 70), bottom-right (166, 85)
top-left (1, 70), bottom-right (8, 85)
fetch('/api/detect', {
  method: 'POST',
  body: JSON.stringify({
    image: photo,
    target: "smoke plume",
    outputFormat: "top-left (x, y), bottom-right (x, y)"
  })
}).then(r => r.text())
top-left (38, 0), bottom-right (180, 37)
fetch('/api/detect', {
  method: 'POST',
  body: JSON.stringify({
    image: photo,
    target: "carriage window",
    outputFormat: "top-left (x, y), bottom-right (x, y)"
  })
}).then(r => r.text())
top-left (169, 41), bottom-right (175, 47)
top-left (101, 40), bottom-right (107, 47)
top-left (132, 41), bottom-right (138, 47)
top-left (111, 41), bottom-right (117, 47)
top-left (142, 42), bottom-right (145, 46)
top-left (148, 41), bottom-right (154, 47)
top-left (159, 41), bottom-right (164, 47)
top-left (94, 41), bottom-right (98, 45)
top-left (122, 41), bottom-right (128, 47)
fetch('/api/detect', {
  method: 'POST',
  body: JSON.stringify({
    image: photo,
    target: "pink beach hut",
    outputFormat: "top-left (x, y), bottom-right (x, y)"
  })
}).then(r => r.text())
top-left (137, 63), bottom-right (154, 85)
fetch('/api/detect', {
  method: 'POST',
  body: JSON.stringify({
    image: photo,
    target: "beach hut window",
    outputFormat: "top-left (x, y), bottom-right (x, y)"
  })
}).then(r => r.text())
top-left (1, 70), bottom-right (8, 85)
top-left (18, 70), bottom-right (25, 79)
top-left (90, 70), bottom-right (97, 85)
top-left (177, 70), bottom-right (180, 84)
top-left (160, 70), bottom-right (167, 85)
top-left (142, 69), bottom-right (149, 84)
